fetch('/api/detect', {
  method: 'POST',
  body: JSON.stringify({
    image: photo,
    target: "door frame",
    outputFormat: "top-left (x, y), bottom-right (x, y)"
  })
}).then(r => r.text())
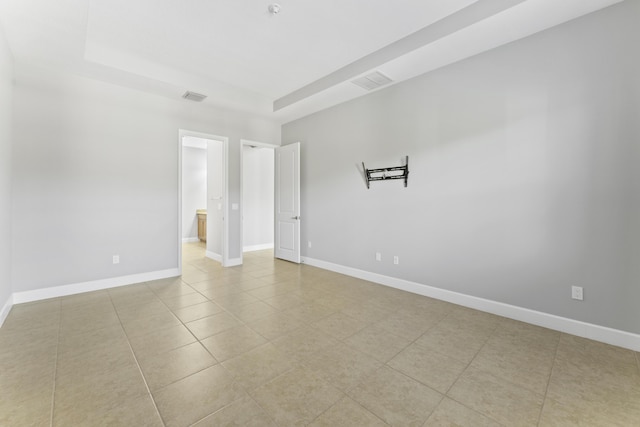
top-left (239, 139), bottom-right (279, 265)
top-left (178, 129), bottom-right (230, 273)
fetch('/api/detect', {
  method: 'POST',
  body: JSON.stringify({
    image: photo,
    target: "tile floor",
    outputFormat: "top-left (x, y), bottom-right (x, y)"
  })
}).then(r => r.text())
top-left (1, 242), bottom-right (639, 426)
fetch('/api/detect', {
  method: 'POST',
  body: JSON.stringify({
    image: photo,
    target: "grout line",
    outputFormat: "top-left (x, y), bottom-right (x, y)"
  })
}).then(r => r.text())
top-left (182, 244), bottom-right (324, 424)
top-left (191, 243), bottom-right (515, 425)
top-left (442, 319), bottom-right (501, 396)
top-left (430, 318), bottom-right (506, 427)
top-left (48, 302), bottom-right (62, 427)
top-left (535, 332), bottom-right (562, 426)
top-left (245, 391), bottom-right (281, 427)
top-left (108, 289), bottom-right (167, 427)
top-left (191, 244), bottom-right (519, 425)
top-left (305, 394), bottom-right (389, 426)
top-left (427, 317), bottom-right (505, 424)
top-left (143, 272), bottom-right (266, 402)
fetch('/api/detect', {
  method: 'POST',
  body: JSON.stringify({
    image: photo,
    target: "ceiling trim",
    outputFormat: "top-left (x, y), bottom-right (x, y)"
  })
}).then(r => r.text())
top-left (273, 0), bottom-right (527, 112)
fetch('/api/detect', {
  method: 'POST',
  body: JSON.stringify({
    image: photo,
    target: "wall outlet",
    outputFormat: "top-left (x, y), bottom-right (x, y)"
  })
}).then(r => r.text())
top-left (375, 252), bottom-right (381, 261)
top-left (393, 255), bottom-right (399, 265)
top-left (308, 241), bottom-right (312, 248)
top-left (113, 255), bottom-right (120, 265)
top-left (571, 286), bottom-right (583, 301)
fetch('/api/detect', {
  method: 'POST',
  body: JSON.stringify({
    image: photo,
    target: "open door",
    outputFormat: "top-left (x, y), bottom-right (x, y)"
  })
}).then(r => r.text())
top-left (274, 142), bottom-right (300, 263)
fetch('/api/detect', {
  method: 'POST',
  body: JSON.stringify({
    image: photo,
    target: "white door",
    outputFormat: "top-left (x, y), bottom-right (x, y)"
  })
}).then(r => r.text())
top-left (275, 142), bottom-right (300, 263)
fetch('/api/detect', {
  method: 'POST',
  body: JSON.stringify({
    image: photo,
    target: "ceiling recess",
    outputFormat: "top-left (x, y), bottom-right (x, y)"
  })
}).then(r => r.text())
top-left (351, 71), bottom-right (393, 91)
top-left (182, 91), bottom-right (207, 102)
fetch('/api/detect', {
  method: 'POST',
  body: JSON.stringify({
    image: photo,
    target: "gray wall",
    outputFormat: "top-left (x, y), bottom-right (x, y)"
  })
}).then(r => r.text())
top-left (0, 26), bottom-right (13, 316)
top-left (283, 1), bottom-right (640, 334)
top-left (12, 64), bottom-right (280, 293)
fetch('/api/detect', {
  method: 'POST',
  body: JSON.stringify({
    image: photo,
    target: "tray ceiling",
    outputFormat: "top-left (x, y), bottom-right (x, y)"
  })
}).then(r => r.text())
top-left (0, 0), bottom-right (623, 123)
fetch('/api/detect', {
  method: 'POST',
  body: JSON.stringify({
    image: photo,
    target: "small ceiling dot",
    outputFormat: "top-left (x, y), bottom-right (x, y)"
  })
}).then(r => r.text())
top-left (268, 4), bottom-right (281, 15)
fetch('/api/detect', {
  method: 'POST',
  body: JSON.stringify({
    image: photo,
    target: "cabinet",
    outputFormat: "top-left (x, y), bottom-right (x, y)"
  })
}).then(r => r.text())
top-left (197, 210), bottom-right (207, 242)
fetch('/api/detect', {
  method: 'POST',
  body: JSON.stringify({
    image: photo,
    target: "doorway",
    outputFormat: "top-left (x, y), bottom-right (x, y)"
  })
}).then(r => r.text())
top-left (178, 130), bottom-right (229, 272)
top-left (240, 140), bottom-right (277, 264)
top-left (181, 138), bottom-right (207, 245)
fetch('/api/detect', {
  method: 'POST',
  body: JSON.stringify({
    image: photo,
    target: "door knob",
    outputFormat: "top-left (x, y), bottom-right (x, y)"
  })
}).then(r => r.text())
top-left (292, 216), bottom-right (300, 220)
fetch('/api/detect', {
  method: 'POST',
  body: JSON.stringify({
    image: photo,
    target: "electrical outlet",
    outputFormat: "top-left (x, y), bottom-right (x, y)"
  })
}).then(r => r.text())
top-left (571, 286), bottom-right (583, 301)
top-left (113, 255), bottom-right (120, 265)
top-left (308, 241), bottom-right (312, 248)
top-left (393, 256), bottom-right (399, 265)
top-left (375, 252), bottom-right (381, 261)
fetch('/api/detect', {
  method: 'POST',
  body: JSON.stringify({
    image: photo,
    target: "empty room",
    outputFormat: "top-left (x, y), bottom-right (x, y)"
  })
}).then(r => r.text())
top-left (1, 0), bottom-right (639, 426)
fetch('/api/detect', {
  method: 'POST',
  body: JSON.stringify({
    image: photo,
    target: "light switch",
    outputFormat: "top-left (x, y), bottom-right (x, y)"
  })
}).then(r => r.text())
top-left (232, 203), bottom-right (239, 210)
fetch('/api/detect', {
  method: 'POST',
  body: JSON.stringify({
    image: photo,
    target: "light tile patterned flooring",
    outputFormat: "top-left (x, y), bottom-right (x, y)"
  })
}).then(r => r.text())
top-left (2, 242), bottom-right (640, 426)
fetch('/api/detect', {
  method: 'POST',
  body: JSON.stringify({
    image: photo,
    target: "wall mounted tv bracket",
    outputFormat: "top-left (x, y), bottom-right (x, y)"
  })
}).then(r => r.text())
top-left (362, 156), bottom-right (409, 189)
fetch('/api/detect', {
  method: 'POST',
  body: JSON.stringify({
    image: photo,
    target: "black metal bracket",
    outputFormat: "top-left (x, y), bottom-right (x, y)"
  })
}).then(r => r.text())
top-left (362, 156), bottom-right (409, 189)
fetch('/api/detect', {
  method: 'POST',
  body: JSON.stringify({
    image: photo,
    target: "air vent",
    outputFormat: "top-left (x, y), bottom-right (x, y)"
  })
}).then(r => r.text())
top-left (182, 91), bottom-right (207, 102)
top-left (351, 71), bottom-right (393, 91)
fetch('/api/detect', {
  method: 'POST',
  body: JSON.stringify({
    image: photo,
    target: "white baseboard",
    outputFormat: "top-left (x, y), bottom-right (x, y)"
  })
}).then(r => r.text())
top-left (12, 268), bottom-right (181, 304)
top-left (302, 256), bottom-right (640, 352)
top-left (225, 257), bottom-right (242, 267)
top-left (243, 243), bottom-right (274, 252)
top-left (182, 237), bottom-right (200, 243)
top-left (206, 251), bottom-right (222, 262)
top-left (204, 250), bottom-right (241, 267)
top-left (0, 294), bottom-right (13, 327)
top-left (205, 251), bottom-right (241, 267)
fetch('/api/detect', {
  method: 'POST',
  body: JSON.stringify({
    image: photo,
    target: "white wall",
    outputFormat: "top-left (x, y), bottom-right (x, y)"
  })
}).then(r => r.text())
top-left (283, 2), bottom-right (640, 335)
top-left (0, 25), bottom-right (13, 322)
top-left (242, 145), bottom-right (274, 250)
top-left (206, 140), bottom-right (225, 258)
top-left (181, 146), bottom-right (207, 241)
top-left (11, 63), bottom-right (280, 294)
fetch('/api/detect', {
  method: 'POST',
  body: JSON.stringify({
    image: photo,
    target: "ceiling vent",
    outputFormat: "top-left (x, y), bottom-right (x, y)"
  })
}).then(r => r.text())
top-left (182, 91), bottom-right (207, 102)
top-left (351, 71), bottom-right (393, 91)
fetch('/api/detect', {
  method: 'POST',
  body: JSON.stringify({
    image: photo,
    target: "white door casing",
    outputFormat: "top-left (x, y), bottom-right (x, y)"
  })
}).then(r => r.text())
top-left (275, 142), bottom-right (300, 263)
